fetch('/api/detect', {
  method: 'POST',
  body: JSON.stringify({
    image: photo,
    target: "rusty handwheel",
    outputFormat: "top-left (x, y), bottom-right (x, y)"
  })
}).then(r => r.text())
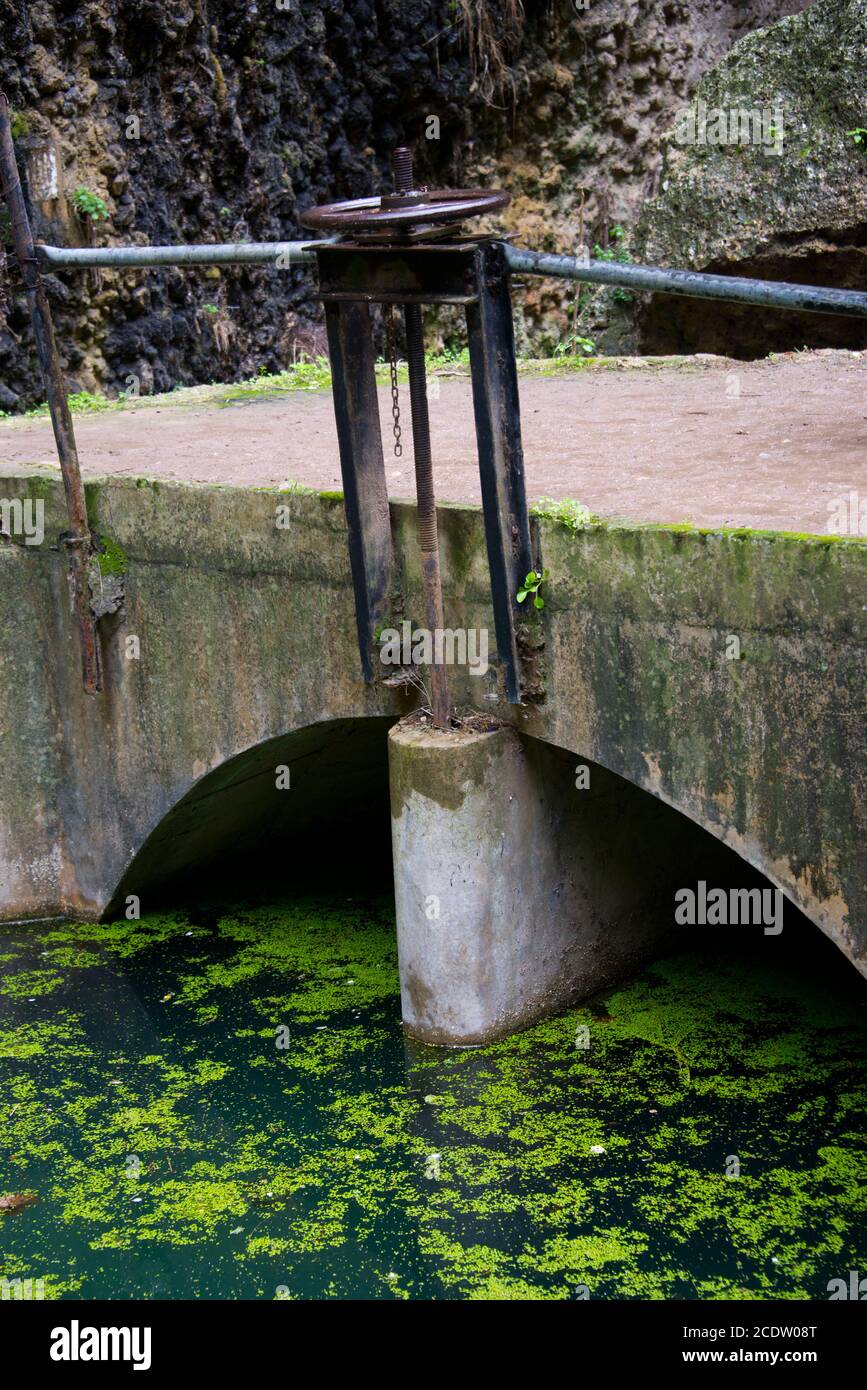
top-left (299, 148), bottom-right (508, 241)
top-left (299, 187), bottom-right (508, 235)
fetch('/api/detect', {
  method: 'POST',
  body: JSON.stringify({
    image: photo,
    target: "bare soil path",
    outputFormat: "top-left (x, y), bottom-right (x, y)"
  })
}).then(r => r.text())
top-left (2, 350), bottom-right (865, 535)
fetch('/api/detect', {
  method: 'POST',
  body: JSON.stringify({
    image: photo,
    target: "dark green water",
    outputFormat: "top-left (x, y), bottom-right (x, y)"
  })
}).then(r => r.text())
top-left (1, 896), bottom-right (866, 1300)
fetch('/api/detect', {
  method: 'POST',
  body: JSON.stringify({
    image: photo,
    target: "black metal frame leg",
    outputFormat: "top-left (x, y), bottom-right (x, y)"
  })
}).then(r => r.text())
top-left (466, 240), bottom-right (533, 704)
top-left (323, 299), bottom-right (393, 682)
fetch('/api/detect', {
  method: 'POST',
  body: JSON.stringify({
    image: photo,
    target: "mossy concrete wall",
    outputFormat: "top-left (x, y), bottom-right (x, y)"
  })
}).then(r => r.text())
top-left (0, 469), bottom-right (399, 920)
top-left (525, 520), bottom-right (866, 974)
top-left (0, 467), bottom-right (864, 983)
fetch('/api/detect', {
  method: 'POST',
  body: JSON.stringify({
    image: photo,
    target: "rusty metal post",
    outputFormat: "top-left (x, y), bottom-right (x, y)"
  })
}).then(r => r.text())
top-left (392, 148), bottom-right (450, 729)
top-left (0, 93), bottom-right (101, 694)
top-left (466, 240), bottom-right (533, 705)
top-left (323, 297), bottom-right (393, 680)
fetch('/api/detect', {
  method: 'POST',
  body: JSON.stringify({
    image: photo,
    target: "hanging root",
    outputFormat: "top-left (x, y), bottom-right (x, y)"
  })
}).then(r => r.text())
top-left (456, 0), bottom-right (525, 105)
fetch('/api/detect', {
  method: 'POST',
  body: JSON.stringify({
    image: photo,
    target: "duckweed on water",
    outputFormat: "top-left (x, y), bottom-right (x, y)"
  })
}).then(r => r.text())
top-left (0, 897), bottom-right (865, 1299)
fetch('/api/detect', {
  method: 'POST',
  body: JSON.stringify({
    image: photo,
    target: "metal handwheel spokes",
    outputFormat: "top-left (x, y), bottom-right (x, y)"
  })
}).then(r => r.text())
top-left (299, 187), bottom-right (509, 237)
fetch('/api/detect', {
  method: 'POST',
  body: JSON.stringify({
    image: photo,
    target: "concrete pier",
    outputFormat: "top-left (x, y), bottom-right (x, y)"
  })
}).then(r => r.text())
top-left (388, 721), bottom-right (722, 1045)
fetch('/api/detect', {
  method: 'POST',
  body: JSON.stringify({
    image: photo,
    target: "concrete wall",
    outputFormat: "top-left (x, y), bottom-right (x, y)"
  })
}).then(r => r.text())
top-left (0, 466), bottom-right (863, 981)
top-left (0, 469), bottom-right (398, 919)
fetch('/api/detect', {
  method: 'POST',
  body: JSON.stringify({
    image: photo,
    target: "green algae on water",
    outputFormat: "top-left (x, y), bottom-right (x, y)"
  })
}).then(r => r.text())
top-left (0, 898), bottom-right (865, 1300)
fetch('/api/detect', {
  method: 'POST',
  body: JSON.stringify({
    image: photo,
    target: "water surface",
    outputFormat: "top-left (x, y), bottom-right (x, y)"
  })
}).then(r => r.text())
top-left (1, 897), bottom-right (865, 1299)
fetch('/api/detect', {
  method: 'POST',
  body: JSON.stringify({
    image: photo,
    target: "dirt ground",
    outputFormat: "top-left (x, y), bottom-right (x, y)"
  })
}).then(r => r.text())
top-left (2, 350), bottom-right (865, 534)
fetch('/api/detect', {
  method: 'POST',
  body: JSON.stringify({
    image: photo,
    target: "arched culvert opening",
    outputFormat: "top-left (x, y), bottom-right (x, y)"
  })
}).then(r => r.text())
top-left (104, 715), bottom-right (397, 918)
top-left (105, 713), bottom-right (862, 999)
top-left (522, 734), bottom-right (862, 987)
top-left (527, 739), bottom-right (867, 989)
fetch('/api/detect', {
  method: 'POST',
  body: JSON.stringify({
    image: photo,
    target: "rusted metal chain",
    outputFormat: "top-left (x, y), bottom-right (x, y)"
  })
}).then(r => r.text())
top-left (392, 147), bottom-right (450, 731)
top-left (0, 92), bottom-right (101, 694)
top-left (385, 305), bottom-right (403, 458)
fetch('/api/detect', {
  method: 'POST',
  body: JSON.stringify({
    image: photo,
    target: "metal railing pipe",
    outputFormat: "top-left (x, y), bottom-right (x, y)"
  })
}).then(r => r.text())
top-left (36, 239), bottom-right (867, 320)
top-left (502, 245), bottom-right (867, 319)
top-left (35, 239), bottom-right (335, 269)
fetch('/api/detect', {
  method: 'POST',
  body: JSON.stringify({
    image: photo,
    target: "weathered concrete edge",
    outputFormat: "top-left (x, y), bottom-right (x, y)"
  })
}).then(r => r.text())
top-left (0, 469), bottom-right (863, 982)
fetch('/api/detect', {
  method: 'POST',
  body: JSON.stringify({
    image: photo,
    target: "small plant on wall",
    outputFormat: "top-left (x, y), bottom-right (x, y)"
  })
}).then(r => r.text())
top-left (71, 187), bottom-right (109, 222)
top-left (516, 568), bottom-right (549, 611)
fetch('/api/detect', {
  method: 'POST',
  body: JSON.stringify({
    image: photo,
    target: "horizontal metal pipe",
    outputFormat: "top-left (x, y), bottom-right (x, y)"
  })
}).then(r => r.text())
top-left (36, 239), bottom-right (335, 269)
top-left (503, 244), bottom-right (867, 318)
top-left (35, 235), bottom-right (867, 318)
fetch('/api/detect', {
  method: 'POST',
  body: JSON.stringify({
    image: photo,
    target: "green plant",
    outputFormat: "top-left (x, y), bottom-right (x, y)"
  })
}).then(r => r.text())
top-left (593, 228), bottom-right (633, 302)
top-left (847, 127), bottom-right (867, 146)
top-left (10, 110), bottom-right (30, 139)
top-left (554, 331), bottom-right (595, 358)
top-left (516, 567), bottom-right (549, 610)
top-left (203, 303), bottom-right (220, 315)
top-left (425, 345), bottom-right (471, 369)
top-left (594, 228), bottom-right (628, 260)
top-left (95, 535), bottom-right (129, 576)
top-left (530, 497), bottom-right (596, 530)
top-left (24, 389), bottom-right (113, 418)
top-left (218, 357), bottom-right (334, 405)
top-left (71, 187), bottom-right (109, 222)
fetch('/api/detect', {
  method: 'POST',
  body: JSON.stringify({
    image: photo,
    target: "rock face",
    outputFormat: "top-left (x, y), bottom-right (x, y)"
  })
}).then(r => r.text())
top-left (0, 0), bottom-right (806, 407)
top-left (475, 0), bottom-right (810, 356)
top-left (635, 0), bottom-right (867, 356)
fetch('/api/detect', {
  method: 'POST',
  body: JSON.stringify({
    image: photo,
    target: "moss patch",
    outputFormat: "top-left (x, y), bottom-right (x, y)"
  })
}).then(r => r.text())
top-left (95, 535), bottom-right (129, 577)
top-left (1, 899), bottom-right (865, 1300)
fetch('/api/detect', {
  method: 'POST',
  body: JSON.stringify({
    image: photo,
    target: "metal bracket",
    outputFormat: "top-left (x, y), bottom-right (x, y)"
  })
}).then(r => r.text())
top-left (314, 236), bottom-right (532, 704)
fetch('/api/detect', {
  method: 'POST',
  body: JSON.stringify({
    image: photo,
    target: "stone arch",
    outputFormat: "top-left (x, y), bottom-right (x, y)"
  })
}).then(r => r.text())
top-left (103, 715), bottom-right (395, 918)
top-left (389, 725), bottom-right (859, 1045)
top-left (554, 730), bottom-right (864, 982)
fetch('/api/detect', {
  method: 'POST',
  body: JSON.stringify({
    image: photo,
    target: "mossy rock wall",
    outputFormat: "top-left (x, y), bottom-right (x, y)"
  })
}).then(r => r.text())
top-left (635, 0), bottom-right (867, 355)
